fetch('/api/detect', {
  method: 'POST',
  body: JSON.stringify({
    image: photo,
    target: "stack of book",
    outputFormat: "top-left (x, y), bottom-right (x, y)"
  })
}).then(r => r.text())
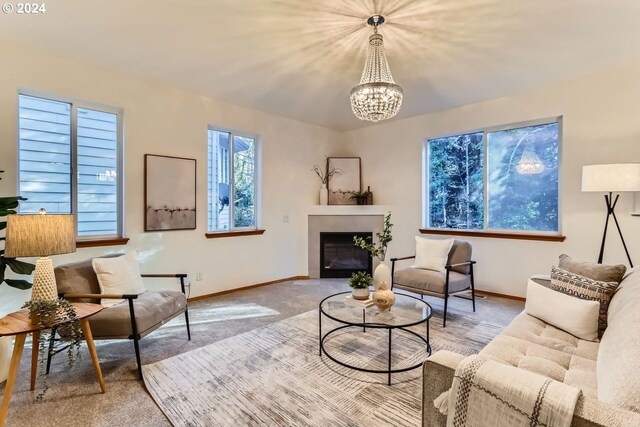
top-left (344, 295), bottom-right (374, 308)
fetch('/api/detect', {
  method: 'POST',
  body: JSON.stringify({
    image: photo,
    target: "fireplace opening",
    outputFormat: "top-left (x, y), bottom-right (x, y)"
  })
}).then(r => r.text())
top-left (320, 232), bottom-right (372, 278)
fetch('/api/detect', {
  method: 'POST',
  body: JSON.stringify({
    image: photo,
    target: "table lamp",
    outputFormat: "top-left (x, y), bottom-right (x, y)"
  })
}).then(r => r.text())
top-left (582, 163), bottom-right (640, 267)
top-left (4, 211), bottom-right (76, 301)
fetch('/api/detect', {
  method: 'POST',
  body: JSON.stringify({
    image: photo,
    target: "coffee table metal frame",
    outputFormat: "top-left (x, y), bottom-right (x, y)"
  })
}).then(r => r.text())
top-left (318, 291), bottom-right (432, 385)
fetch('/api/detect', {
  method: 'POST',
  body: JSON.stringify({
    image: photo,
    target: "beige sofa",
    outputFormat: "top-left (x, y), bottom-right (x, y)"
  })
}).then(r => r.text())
top-left (422, 268), bottom-right (640, 427)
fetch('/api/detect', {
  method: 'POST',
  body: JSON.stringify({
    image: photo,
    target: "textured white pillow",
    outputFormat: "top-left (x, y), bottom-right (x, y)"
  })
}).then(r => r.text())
top-left (413, 237), bottom-right (454, 272)
top-left (92, 252), bottom-right (145, 307)
top-left (525, 279), bottom-right (600, 341)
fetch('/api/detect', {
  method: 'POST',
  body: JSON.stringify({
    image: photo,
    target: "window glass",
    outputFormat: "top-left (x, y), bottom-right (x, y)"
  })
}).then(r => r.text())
top-left (233, 136), bottom-right (255, 229)
top-left (487, 122), bottom-right (559, 231)
top-left (427, 132), bottom-right (484, 230)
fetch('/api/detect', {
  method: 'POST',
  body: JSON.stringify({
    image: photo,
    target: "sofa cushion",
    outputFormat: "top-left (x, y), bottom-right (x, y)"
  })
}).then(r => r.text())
top-left (559, 254), bottom-right (626, 283)
top-left (525, 279), bottom-right (600, 341)
top-left (597, 269), bottom-right (640, 413)
top-left (88, 290), bottom-right (187, 339)
top-left (547, 267), bottom-right (618, 337)
top-left (480, 312), bottom-right (599, 398)
top-left (393, 268), bottom-right (471, 295)
top-left (92, 252), bottom-right (146, 307)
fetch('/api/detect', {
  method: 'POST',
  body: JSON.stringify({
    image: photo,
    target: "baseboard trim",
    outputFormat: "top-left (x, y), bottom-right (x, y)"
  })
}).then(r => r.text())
top-left (475, 290), bottom-right (525, 302)
top-left (187, 276), bottom-right (310, 302)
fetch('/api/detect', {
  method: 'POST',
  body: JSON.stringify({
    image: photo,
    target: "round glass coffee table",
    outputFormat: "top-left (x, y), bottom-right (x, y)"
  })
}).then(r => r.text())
top-left (319, 291), bottom-right (432, 385)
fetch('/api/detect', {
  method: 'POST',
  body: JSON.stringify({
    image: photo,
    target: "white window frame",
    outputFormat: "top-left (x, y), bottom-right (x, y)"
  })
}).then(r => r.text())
top-left (423, 116), bottom-right (562, 236)
top-left (16, 89), bottom-right (125, 240)
top-left (207, 125), bottom-right (261, 233)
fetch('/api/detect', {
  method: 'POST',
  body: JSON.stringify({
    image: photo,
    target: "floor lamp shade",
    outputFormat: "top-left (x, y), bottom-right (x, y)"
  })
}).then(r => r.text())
top-left (581, 163), bottom-right (640, 267)
top-left (5, 214), bottom-right (76, 301)
top-left (582, 164), bottom-right (640, 192)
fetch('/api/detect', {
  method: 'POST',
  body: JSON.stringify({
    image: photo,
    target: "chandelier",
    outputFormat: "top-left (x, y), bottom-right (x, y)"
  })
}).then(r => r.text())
top-left (516, 145), bottom-right (545, 175)
top-left (350, 15), bottom-right (403, 122)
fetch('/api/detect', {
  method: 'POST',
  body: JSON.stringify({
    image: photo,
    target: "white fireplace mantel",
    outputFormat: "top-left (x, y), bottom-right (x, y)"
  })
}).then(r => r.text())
top-left (308, 205), bottom-right (392, 216)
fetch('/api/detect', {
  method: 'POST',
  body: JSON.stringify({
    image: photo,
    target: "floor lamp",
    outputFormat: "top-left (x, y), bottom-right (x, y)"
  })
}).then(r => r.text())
top-left (582, 164), bottom-right (640, 267)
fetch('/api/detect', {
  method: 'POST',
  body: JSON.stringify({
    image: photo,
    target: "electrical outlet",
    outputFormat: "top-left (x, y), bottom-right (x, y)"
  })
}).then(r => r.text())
top-left (282, 215), bottom-right (290, 223)
top-left (196, 272), bottom-right (203, 281)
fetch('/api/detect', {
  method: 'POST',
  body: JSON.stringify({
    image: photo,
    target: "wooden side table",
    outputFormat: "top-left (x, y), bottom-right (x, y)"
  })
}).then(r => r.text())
top-left (0, 302), bottom-right (105, 426)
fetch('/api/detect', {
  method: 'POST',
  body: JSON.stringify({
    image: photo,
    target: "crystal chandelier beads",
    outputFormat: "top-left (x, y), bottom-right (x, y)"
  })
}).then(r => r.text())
top-left (516, 145), bottom-right (545, 175)
top-left (350, 15), bottom-right (403, 122)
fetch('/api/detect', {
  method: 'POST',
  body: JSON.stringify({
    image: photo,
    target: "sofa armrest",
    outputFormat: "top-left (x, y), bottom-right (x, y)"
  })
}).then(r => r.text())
top-left (573, 395), bottom-right (640, 427)
top-left (422, 350), bottom-right (466, 427)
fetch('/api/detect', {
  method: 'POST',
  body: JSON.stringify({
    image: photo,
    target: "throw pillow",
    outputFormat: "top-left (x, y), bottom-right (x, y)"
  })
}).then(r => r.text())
top-left (92, 252), bottom-right (146, 307)
top-left (525, 279), bottom-right (600, 341)
top-left (559, 254), bottom-right (626, 283)
top-left (413, 237), bottom-right (454, 272)
top-left (548, 266), bottom-right (619, 337)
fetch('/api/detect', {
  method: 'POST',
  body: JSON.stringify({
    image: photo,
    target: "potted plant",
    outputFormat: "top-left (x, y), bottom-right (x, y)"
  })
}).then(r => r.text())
top-left (348, 271), bottom-right (372, 300)
top-left (0, 169), bottom-right (35, 383)
top-left (349, 187), bottom-right (372, 205)
top-left (21, 298), bottom-right (82, 400)
top-left (353, 212), bottom-right (393, 290)
top-left (312, 163), bottom-right (342, 205)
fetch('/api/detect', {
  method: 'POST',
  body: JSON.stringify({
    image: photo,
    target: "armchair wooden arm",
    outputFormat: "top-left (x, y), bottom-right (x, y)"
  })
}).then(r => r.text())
top-left (140, 273), bottom-right (188, 294)
top-left (62, 293), bottom-right (139, 300)
top-left (445, 260), bottom-right (476, 270)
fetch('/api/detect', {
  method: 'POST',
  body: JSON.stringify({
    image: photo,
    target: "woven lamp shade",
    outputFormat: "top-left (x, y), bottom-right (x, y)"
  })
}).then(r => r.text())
top-left (5, 214), bottom-right (76, 258)
top-left (582, 164), bottom-right (640, 192)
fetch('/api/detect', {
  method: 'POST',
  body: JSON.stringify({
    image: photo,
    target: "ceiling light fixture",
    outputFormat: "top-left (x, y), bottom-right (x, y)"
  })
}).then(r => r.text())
top-left (350, 15), bottom-right (403, 122)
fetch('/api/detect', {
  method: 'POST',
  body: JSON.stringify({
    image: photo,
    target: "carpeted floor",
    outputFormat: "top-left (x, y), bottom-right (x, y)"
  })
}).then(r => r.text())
top-left (0, 279), bottom-right (523, 426)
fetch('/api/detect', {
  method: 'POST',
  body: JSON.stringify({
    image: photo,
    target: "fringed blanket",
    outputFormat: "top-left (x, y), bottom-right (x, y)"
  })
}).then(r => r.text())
top-left (440, 355), bottom-right (581, 427)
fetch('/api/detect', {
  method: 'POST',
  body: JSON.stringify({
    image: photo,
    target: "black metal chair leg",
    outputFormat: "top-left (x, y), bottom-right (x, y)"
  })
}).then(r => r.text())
top-left (132, 334), bottom-right (143, 380)
top-left (443, 296), bottom-right (448, 328)
top-left (470, 264), bottom-right (476, 312)
top-left (45, 327), bottom-right (57, 374)
top-left (128, 299), bottom-right (143, 380)
top-left (184, 309), bottom-right (191, 341)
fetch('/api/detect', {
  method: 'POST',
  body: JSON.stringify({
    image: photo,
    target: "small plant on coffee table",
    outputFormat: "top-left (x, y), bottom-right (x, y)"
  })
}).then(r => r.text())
top-left (348, 271), bottom-right (373, 290)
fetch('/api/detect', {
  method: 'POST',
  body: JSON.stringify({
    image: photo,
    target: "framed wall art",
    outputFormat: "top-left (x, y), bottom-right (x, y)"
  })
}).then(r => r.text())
top-left (327, 157), bottom-right (361, 205)
top-left (144, 154), bottom-right (197, 231)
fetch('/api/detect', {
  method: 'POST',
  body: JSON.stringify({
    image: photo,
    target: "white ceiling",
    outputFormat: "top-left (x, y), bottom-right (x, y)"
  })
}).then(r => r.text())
top-left (1, 0), bottom-right (639, 130)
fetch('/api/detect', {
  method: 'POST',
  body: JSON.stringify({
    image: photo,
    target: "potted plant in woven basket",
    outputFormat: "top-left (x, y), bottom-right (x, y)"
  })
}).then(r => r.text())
top-left (348, 271), bottom-right (373, 300)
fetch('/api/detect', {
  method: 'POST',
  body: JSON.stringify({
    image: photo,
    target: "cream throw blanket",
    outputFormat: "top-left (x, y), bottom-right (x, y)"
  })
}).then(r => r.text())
top-left (437, 355), bottom-right (581, 427)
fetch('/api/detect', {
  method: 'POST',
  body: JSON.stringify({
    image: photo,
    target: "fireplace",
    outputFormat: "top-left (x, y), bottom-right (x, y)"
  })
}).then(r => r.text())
top-left (320, 232), bottom-right (372, 278)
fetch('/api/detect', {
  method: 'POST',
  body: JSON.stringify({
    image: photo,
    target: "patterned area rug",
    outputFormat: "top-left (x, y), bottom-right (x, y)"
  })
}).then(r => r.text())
top-left (142, 308), bottom-right (503, 427)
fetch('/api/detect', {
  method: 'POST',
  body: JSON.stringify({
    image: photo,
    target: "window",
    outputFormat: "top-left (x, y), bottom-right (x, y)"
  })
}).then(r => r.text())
top-left (208, 127), bottom-right (258, 232)
top-left (425, 119), bottom-right (560, 234)
top-left (18, 93), bottom-right (123, 239)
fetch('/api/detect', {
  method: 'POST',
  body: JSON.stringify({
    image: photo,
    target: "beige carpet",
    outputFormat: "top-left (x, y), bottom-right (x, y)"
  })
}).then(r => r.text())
top-left (143, 304), bottom-right (503, 427)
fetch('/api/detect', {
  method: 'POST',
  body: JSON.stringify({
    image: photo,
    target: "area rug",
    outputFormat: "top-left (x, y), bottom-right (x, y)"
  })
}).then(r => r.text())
top-left (142, 308), bottom-right (502, 427)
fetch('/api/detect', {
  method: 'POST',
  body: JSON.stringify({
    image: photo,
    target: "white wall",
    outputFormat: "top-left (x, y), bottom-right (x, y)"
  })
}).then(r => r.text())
top-left (341, 63), bottom-right (640, 297)
top-left (0, 42), bottom-right (342, 314)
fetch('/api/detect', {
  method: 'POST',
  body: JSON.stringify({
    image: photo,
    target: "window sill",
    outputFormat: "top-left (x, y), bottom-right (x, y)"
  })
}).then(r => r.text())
top-left (419, 229), bottom-right (566, 242)
top-left (76, 237), bottom-right (130, 248)
top-left (205, 229), bottom-right (265, 239)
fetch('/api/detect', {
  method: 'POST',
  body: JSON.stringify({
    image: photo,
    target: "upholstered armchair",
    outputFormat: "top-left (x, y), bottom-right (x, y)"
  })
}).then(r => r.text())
top-left (50, 256), bottom-right (191, 379)
top-left (391, 239), bottom-right (476, 327)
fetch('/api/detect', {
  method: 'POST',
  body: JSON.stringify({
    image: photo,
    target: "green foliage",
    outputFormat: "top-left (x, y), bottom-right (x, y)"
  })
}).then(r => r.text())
top-left (348, 271), bottom-right (372, 289)
top-left (233, 140), bottom-right (256, 228)
top-left (22, 298), bottom-right (82, 400)
top-left (428, 133), bottom-right (484, 229)
top-left (353, 212), bottom-right (393, 262)
top-left (0, 171), bottom-right (35, 289)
